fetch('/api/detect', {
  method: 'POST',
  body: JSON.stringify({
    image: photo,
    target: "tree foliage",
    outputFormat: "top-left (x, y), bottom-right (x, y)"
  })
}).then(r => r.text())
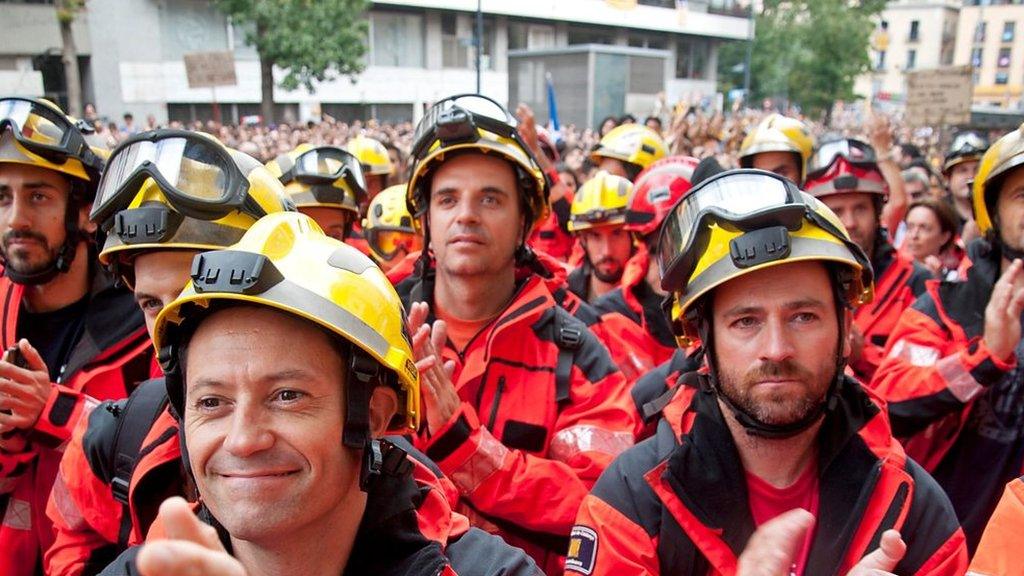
top-left (213, 0), bottom-right (370, 120)
top-left (718, 0), bottom-right (886, 121)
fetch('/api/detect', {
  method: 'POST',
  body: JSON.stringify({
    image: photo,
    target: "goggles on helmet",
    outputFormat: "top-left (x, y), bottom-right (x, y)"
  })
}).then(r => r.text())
top-left (91, 130), bottom-right (267, 226)
top-left (570, 206), bottom-right (628, 227)
top-left (949, 132), bottom-right (987, 157)
top-left (366, 228), bottom-right (420, 261)
top-left (411, 94), bottom-right (526, 160)
top-left (807, 138), bottom-right (878, 181)
top-left (0, 97), bottom-right (103, 173)
top-left (280, 146), bottom-right (366, 203)
top-left (658, 170), bottom-right (862, 292)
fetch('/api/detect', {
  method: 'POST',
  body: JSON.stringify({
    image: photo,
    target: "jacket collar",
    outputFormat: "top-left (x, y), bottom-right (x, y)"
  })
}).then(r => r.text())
top-left (662, 375), bottom-right (888, 573)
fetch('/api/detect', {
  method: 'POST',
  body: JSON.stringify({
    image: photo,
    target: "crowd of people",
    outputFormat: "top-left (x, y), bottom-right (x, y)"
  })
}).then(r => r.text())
top-left (1, 89), bottom-right (1023, 576)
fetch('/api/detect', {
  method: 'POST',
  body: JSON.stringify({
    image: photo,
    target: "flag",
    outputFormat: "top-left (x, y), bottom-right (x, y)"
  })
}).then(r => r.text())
top-left (546, 72), bottom-right (560, 132)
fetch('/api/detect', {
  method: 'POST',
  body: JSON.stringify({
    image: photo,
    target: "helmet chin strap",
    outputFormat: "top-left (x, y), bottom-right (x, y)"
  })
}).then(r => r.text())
top-left (3, 199), bottom-right (81, 286)
top-left (696, 279), bottom-right (847, 440)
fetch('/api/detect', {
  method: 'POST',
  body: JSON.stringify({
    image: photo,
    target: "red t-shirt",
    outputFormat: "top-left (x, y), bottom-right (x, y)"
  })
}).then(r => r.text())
top-left (745, 463), bottom-right (820, 576)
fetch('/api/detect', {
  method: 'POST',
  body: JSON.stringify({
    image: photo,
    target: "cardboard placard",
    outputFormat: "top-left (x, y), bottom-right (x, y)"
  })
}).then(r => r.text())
top-left (905, 66), bottom-right (973, 127)
top-left (183, 51), bottom-right (237, 89)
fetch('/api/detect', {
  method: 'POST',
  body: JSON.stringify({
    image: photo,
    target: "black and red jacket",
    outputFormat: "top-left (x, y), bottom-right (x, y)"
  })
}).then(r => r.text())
top-left (872, 238), bottom-right (1024, 551)
top-left (91, 439), bottom-right (540, 576)
top-left (0, 268), bottom-right (152, 576)
top-left (567, 374), bottom-right (968, 575)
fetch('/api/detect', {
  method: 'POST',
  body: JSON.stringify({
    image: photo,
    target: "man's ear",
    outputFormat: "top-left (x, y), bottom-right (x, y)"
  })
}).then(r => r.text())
top-left (79, 203), bottom-right (98, 234)
top-left (368, 386), bottom-right (399, 438)
top-left (842, 309), bottom-right (854, 359)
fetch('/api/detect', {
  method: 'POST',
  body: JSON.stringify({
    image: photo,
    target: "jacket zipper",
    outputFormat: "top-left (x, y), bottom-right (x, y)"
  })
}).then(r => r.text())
top-left (486, 376), bottom-right (506, 431)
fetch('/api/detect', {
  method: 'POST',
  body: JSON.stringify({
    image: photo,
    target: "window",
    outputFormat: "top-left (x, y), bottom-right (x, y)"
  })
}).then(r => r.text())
top-left (999, 47), bottom-right (1012, 67)
top-left (441, 13), bottom-right (468, 68)
top-left (971, 47), bottom-right (984, 68)
top-left (676, 38), bottom-right (709, 79)
top-left (371, 12), bottom-right (424, 67)
top-left (1004, 21), bottom-right (1016, 42)
top-left (567, 25), bottom-right (616, 46)
top-left (909, 20), bottom-right (920, 42)
top-left (996, 71), bottom-right (1010, 85)
top-left (906, 49), bottom-right (916, 70)
top-left (975, 21), bottom-right (987, 43)
top-left (628, 33), bottom-right (668, 50)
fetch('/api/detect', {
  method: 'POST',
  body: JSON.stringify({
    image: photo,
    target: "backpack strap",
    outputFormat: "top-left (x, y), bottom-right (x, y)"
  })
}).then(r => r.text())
top-left (107, 378), bottom-right (169, 547)
top-left (553, 311), bottom-right (583, 407)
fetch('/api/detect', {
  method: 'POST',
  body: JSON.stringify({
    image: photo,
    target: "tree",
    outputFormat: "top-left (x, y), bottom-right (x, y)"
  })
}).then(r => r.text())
top-left (214, 0), bottom-right (370, 124)
top-left (717, 0), bottom-right (886, 123)
top-left (55, 0), bottom-right (85, 118)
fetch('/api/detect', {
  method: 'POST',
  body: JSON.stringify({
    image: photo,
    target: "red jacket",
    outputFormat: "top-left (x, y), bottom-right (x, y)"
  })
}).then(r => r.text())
top-left (567, 374), bottom-right (968, 576)
top-left (593, 245), bottom-right (677, 367)
top-left (871, 239), bottom-right (1023, 551)
top-left (0, 270), bottom-right (152, 576)
top-left (850, 237), bottom-right (930, 381)
top-left (970, 476), bottom-right (1024, 576)
top-left (395, 263), bottom-right (638, 573)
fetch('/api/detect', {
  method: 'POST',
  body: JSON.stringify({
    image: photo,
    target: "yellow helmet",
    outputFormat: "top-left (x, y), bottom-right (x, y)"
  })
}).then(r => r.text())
top-left (362, 184), bottom-right (421, 262)
top-left (973, 123), bottom-right (1024, 240)
top-left (739, 113), bottom-right (815, 183)
top-left (265, 144), bottom-right (365, 215)
top-left (347, 135), bottom-right (393, 176)
top-left (94, 130), bottom-right (293, 280)
top-left (658, 169), bottom-right (873, 347)
top-left (153, 211), bottom-right (419, 440)
top-left (407, 94), bottom-right (549, 233)
top-left (0, 97), bottom-right (105, 193)
top-left (590, 124), bottom-right (667, 176)
top-left (568, 171), bottom-right (633, 232)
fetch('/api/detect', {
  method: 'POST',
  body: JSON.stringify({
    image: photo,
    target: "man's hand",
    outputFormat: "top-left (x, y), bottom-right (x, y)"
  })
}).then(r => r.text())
top-left (737, 509), bottom-right (905, 576)
top-left (736, 509), bottom-right (814, 576)
top-left (866, 113), bottom-right (894, 160)
top-left (407, 302), bottom-right (459, 435)
top-left (984, 258), bottom-right (1024, 362)
top-left (137, 497), bottom-right (246, 576)
top-left (848, 530), bottom-right (906, 576)
top-left (0, 339), bottom-right (52, 433)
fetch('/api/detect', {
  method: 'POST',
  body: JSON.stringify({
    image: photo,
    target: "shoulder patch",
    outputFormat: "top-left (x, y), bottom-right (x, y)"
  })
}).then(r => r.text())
top-left (566, 525), bottom-right (598, 575)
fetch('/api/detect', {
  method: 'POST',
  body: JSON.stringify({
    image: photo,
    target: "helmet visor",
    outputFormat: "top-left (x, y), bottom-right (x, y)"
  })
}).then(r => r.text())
top-left (92, 131), bottom-right (258, 226)
top-left (294, 146), bottom-right (367, 195)
top-left (807, 138), bottom-right (877, 180)
top-left (658, 170), bottom-right (806, 291)
top-left (366, 228), bottom-right (420, 261)
top-left (0, 97), bottom-right (98, 169)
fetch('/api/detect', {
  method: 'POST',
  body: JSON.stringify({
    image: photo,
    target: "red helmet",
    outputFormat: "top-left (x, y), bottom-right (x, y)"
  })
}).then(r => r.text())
top-left (625, 155), bottom-right (699, 237)
top-left (804, 138), bottom-right (887, 199)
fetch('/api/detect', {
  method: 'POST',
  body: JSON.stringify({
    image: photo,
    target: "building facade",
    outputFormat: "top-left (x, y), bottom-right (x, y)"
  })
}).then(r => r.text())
top-left (954, 0), bottom-right (1024, 109)
top-left (855, 0), bottom-right (960, 107)
top-left (1, 0), bottom-right (750, 126)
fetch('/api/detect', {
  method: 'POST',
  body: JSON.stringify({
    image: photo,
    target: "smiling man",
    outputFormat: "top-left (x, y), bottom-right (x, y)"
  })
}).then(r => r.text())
top-left (43, 130), bottom-right (293, 576)
top-left (114, 212), bottom-right (538, 576)
top-left (568, 169), bottom-right (967, 575)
